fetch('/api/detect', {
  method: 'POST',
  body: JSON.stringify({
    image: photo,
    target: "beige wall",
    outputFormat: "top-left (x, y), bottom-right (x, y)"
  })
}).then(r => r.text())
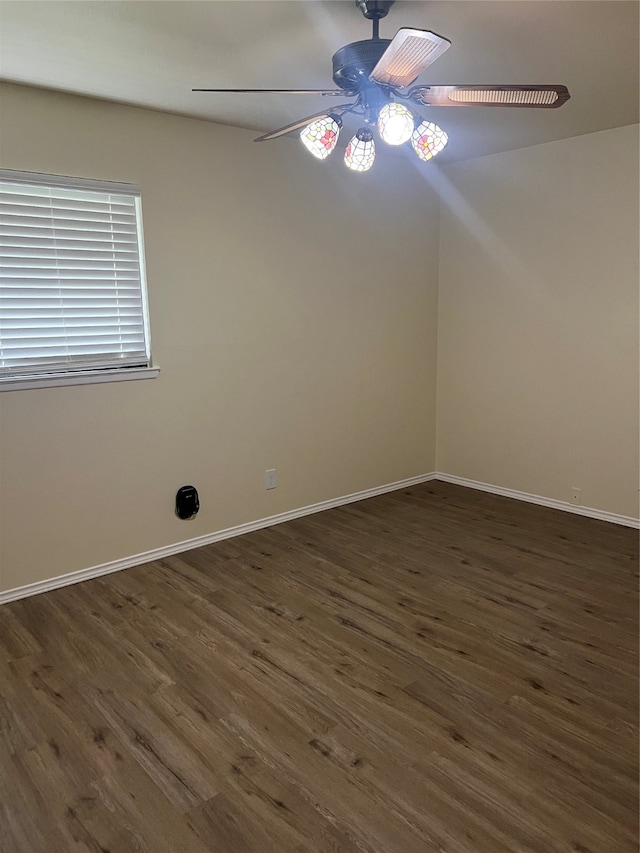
top-left (436, 125), bottom-right (639, 518)
top-left (1, 83), bottom-right (636, 595)
top-left (0, 83), bottom-right (440, 592)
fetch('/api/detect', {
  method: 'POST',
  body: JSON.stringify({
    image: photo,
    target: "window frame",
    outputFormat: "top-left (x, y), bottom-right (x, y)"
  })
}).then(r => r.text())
top-left (0, 169), bottom-right (159, 391)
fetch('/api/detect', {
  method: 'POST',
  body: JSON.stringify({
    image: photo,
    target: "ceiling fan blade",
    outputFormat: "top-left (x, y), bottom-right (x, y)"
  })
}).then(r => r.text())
top-left (254, 104), bottom-right (356, 142)
top-left (193, 88), bottom-right (349, 96)
top-left (369, 28), bottom-right (451, 88)
top-left (408, 84), bottom-right (571, 108)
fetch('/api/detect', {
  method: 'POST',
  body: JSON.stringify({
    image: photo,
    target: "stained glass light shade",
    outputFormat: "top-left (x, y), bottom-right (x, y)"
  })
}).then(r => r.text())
top-left (300, 116), bottom-right (340, 160)
top-left (411, 120), bottom-right (448, 161)
top-left (377, 102), bottom-right (414, 146)
top-left (344, 128), bottom-right (376, 172)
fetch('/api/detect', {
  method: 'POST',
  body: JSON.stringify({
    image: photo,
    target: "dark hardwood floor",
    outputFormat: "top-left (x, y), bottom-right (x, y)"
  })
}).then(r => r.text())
top-left (1, 481), bottom-right (638, 853)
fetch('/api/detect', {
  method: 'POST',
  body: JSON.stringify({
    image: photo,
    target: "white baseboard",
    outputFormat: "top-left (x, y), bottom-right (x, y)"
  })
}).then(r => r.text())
top-left (0, 472), bottom-right (438, 605)
top-left (434, 472), bottom-right (640, 529)
top-left (3, 470), bottom-right (637, 605)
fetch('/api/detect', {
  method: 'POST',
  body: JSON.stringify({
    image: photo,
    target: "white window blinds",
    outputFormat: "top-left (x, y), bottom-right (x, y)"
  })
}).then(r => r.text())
top-left (0, 170), bottom-right (151, 381)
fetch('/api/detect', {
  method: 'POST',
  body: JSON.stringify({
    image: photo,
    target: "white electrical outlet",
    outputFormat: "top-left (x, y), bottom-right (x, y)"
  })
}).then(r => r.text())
top-left (570, 487), bottom-right (582, 504)
top-left (265, 468), bottom-right (277, 490)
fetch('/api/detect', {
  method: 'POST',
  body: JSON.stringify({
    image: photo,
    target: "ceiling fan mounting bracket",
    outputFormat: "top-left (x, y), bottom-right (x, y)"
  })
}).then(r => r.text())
top-left (332, 39), bottom-right (391, 91)
top-left (355, 0), bottom-right (394, 20)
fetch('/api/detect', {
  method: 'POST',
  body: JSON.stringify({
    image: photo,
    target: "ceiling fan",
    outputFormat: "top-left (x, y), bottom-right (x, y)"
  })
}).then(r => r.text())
top-left (193, 0), bottom-right (570, 172)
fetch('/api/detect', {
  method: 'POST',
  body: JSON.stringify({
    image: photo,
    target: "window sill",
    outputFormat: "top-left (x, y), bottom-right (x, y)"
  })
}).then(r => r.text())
top-left (0, 366), bottom-right (161, 392)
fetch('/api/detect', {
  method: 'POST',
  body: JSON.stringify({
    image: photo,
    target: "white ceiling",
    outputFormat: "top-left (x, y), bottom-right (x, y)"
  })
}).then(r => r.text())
top-left (1, 1), bottom-right (638, 163)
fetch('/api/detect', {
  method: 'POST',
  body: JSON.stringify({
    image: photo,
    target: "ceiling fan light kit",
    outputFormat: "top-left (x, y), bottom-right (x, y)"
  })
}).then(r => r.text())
top-left (344, 127), bottom-right (376, 172)
top-left (411, 120), bottom-right (448, 162)
top-left (194, 0), bottom-right (570, 174)
top-left (377, 102), bottom-right (415, 145)
top-left (300, 115), bottom-right (342, 159)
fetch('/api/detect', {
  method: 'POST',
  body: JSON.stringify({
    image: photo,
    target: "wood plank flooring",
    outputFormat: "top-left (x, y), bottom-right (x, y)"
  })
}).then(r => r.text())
top-left (1, 481), bottom-right (638, 853)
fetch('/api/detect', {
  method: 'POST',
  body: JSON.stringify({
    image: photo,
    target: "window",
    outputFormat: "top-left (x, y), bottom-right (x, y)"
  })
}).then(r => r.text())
top-left (0, 170), bottom-right (158, 390)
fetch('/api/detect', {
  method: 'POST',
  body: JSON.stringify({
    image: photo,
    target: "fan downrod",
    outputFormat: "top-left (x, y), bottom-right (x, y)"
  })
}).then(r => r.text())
top-left (356, 0), bottom-right (394, 39)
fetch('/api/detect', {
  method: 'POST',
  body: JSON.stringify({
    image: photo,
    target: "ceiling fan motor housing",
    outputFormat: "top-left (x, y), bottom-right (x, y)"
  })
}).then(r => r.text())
top-left (332, 39), bottom-right (391, 91)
